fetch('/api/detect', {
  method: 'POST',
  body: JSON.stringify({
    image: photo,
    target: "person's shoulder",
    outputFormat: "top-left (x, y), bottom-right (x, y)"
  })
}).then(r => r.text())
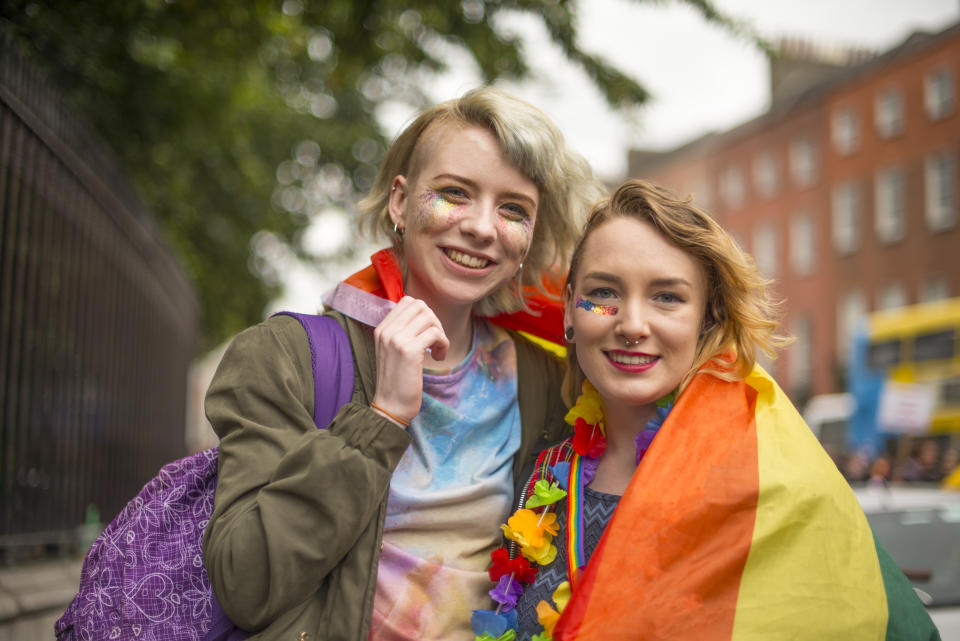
top-left (220, 314), bottom-right (313, 373)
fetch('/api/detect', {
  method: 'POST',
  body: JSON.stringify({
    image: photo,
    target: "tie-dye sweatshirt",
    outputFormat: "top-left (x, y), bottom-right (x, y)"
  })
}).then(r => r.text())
top-left (368, 319), bottom-right (520, 640)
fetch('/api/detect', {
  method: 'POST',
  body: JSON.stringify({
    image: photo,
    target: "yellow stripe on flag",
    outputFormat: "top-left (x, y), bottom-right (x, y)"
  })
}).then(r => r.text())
top-left (731, 367), bottom-right (888, 640)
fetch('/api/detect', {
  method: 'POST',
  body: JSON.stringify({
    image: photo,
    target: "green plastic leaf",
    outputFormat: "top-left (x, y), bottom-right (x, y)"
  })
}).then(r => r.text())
top-left (525, 479), bottom-right (567, 508)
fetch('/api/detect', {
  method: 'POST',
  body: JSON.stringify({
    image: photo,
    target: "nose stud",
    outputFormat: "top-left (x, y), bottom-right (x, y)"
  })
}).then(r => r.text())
top-left (623, 337), bottom-right (640, 347)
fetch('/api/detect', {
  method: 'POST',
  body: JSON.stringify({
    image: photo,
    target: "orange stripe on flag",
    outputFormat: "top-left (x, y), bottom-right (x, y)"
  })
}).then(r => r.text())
top-left (554, 373), bottom-right (760, 641)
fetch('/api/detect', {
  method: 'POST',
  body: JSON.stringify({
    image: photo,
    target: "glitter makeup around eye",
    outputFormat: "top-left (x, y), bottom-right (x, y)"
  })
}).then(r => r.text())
top-left (417, 190), bottom-right (460, 226)
top-left (575, 296), bottom-right (618, 316)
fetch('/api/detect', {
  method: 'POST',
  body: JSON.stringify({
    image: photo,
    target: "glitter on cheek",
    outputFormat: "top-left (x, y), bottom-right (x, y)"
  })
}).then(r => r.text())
top-left (575, 296), bottom-right (618, 316)
top-left (415, 190), bottom-right (463, 229)
top-left (495, 216), bottom-right (534, 254)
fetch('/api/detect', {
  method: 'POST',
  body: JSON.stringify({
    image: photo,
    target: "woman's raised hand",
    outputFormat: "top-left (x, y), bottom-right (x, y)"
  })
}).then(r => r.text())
top-left (371, 296), bottom-right (449, 426)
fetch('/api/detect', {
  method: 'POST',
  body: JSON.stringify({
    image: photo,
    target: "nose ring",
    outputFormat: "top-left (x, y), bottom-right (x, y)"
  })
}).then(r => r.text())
top-left (624, 337), bottom-right (640, 347)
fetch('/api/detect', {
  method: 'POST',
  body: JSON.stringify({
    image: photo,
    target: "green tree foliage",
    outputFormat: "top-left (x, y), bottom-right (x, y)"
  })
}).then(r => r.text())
top-left (0, 0), bottom-right (747, 351)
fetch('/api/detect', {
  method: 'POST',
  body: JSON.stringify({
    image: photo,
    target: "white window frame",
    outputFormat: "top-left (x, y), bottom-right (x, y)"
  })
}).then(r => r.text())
top-left (789, 137), bottom-right (817, 188)
top-left (752, 152), bottom-right (779, 199)
top-left (752, 223), bottom-right (778, 278)
top-left (874, 167), bottom-right (905, 244)
top-left (788, 316), bottom-right (813, 393)
top-left (832, 181), bottom-right (861, 255)
top-left (719, 165), bottom-right (746, 210)
top-left (836, 290), bottom-right (866, 364)
top-left (925, 67), bottom-right (955, 120)
top-left (878, 282), bottom-right (907, 311)
top-left (789, 212), bottom-right (815, 277)
top-left (831, 107), bottom-right (860, 156)
top-left (921, 275), bottom-right (950, 303)
top-left (875, 89), bottom-right (904, 139)
top-left (925, 150), bottom-right (958, 232)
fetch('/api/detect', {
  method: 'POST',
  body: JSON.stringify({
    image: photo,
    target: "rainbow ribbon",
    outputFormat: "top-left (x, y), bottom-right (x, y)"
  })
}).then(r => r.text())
top-left (565, 453), bottom-right (586, 587)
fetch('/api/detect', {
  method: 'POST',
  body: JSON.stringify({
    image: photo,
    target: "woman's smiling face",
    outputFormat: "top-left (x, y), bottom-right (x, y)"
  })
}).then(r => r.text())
top-left (565, 216), bottom-right (707, 410)
top-left (388, 122), bottom-right (538, 311)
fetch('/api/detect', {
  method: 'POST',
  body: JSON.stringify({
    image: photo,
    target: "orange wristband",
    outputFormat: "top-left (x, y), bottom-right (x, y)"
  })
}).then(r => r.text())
top-left (370, 402), bottom-right (411, 427)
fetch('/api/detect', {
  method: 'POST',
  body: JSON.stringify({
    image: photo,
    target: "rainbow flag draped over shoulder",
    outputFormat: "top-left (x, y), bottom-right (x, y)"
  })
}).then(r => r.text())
top-left (554, 367), bottom-right (940, 641)
top-left (325, 248), bottom-right (566, 352)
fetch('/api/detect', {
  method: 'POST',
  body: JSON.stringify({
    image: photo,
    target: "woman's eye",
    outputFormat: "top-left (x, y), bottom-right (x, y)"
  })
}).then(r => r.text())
top-left (587, 287), bottom-right (617, 299)
top-left (501, 203), bottom-right (529, 220)
top-left (655, 292), bottom-right (683, 304)
top-left (441, 187), bottom-right (468, 200)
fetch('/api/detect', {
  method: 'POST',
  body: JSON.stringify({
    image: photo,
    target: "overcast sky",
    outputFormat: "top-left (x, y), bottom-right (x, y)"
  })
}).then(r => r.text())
top-left (274, 0), bottom-right (960, 315)
top-left (421, 0), bottom-right (960, 181)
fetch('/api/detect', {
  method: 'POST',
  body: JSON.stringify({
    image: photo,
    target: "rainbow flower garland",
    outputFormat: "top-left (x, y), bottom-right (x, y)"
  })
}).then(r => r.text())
top-left (471, 381), bottom-right (673, 641)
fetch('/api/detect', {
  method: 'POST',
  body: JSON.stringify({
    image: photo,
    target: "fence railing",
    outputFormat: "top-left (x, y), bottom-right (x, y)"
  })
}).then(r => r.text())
top-left (0, 34), bottom-right (199, 562)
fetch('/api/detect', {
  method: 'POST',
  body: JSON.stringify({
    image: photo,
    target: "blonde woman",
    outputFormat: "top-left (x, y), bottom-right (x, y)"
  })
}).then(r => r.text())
top-left (202, 87), bottom-right (604, 640)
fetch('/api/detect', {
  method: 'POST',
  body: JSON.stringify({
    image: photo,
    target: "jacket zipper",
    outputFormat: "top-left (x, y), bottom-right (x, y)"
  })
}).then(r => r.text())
top-left (508, 467), bottom-right (537, 559)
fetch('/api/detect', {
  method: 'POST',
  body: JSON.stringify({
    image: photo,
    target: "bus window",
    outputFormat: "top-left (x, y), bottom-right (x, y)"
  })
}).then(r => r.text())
top-left (943, 376), bottom-right (960, 405)
top-left (914, 328), bottom-right (956, 362)
top-left (869, 338), bottom-right (902, 369)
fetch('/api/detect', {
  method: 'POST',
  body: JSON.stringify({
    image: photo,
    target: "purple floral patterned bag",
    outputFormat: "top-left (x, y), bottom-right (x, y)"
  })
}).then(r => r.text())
top-left (55, 313), bottom-right (354, 641)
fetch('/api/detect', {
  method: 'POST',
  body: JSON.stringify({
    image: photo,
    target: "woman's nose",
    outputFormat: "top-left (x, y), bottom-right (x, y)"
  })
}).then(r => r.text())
top-left (617, 300), bottom-right (651, 343)
top-left (459, 204), bottom-right (498, 243)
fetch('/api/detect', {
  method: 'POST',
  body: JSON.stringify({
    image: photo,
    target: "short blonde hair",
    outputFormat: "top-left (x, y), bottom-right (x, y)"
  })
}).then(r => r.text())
top-left (562, 179), bottom-right (790, 407)
top-left (357, 86), bottom-right (604, 315)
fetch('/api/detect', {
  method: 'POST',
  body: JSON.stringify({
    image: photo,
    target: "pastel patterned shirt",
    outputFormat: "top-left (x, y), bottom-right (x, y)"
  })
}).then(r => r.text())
top-left (369, 320), bottom-right (521, 641)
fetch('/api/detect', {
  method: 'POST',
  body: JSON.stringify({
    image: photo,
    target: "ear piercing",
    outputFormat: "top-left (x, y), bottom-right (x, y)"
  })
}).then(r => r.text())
top-left (393, 223), bottom-right (404, 238)
top-left (564, 326), bottom-right (574, 342)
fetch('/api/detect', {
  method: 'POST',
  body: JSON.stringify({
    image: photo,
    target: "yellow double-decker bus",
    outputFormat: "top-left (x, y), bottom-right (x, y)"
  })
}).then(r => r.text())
top-left (848, 297), bottom-right (960, 481)
top-left (867, 297), bottom-right (960, 433)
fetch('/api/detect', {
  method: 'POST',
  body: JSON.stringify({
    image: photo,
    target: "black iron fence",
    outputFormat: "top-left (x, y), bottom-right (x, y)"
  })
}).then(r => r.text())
top-left (0, 35), bottom-right (199, 562)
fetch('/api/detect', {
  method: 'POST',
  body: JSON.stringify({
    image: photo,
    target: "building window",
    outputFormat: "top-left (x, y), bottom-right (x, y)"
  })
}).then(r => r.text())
top-left (752, 223), bottom-right (778, 278)
top-left (730, 230), bottom-right (748, 254)
top-left (874, 167), bottom-right (906, 244)
top-left (921, 275), bottom-right (951, 302)
top-left (788, 316), bottom-right (813, 394)
top-left (753, 152), bottom-right (779, 199)
top-left (832, 181), bottom-right (861, 255)
top-left (878, 282), bottom-right (907, 310)
top-left (925, 67), bottom-right (955, 121)
top-left (719, 165), bottom-right (746, 210)
top-left (789, 212), bottom-right (816, 277)
top-left (925, 150), bottom-right (957, 232)
top-left (837, 290), bottom-right (867, 364)
top-left (789, 137), bottom-right (817, 188)
top-left (689, 180), bottom-right (713, 211)
top-left (831, 107), bottom-right (860, 156)
top-left (875, 89), bottom-right (904, 139)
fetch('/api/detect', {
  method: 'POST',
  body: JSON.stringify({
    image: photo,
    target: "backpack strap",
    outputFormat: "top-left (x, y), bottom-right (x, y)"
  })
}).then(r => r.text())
top-left (273, 312), bottom-right (354, 428)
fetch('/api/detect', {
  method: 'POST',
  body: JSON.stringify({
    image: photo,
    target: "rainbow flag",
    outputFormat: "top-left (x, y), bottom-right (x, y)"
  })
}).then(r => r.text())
top-left (554, 367), bottom-right (940, 641)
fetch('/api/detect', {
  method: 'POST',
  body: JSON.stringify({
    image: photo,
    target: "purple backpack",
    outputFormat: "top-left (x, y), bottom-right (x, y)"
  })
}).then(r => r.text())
top-left (55, 313), bottom-right (354, 641)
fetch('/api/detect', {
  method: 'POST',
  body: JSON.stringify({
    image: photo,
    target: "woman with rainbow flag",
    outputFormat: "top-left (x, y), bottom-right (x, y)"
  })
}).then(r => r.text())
top-left (472, 179), bottom-right (940, 641)
top-left (202, 87), bottom-right (604, 640)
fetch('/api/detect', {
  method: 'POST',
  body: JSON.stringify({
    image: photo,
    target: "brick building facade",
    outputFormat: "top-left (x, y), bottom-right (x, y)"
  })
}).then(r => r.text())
top-left (627, 23), bottom-right (960, 404)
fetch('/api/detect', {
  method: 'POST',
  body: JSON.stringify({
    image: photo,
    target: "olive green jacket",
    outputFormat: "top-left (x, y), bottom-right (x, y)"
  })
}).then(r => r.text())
top-left (202, 312), bottom-right (568, 641)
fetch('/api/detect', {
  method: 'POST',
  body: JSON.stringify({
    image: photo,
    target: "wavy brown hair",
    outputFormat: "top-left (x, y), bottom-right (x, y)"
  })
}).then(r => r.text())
top-left (562, 179), bottom-right (791, 407)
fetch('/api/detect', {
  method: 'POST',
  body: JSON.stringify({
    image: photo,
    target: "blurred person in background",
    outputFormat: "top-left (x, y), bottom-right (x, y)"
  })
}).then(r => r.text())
top-left (899, 438), bottom-right (945, 483)
top-left (202, 87), bottom-right (604, 640)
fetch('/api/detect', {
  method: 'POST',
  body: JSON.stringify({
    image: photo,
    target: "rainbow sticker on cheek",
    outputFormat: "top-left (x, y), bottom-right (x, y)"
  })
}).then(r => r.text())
top-left (575, 296), bottom-right (618, 316)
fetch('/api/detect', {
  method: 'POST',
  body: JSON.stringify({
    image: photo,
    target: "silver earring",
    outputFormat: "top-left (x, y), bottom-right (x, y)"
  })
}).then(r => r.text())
top-left (564, 326), bottom-right (574, 342)
top-left (393, 223), bottom-right (404, 238)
